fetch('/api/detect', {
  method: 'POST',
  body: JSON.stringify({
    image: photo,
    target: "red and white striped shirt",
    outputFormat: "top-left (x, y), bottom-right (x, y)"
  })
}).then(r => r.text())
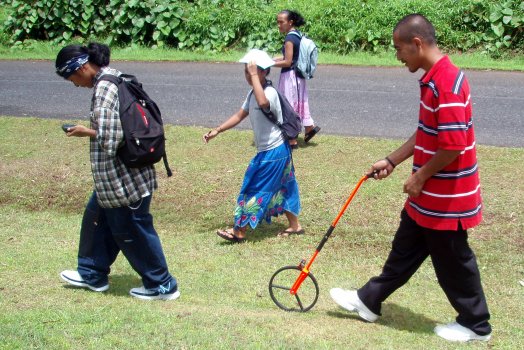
top-left (405, 56), bottom-right (482, 231)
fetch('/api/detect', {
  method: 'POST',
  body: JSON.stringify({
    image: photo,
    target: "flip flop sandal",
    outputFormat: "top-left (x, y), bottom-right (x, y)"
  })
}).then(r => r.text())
top-left (304, 126), bottom-right (321, 143)
top-left (216, 229), bottom-right (246, 243)
top-left (277, 229), bottom-right (305, 237)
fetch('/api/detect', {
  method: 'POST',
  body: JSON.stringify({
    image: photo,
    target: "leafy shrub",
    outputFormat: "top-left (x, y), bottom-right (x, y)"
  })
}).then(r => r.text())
top-left (0, 4), bottom-right (10, 45)
top-left (2, 0), bottom-right (190, 47)
top-left (1, 0), bottom-right (522, 56)
top-left (459, 0), bottom-right (524, 55)
top-left (107, 0), bottom-right (188, 47)
top-left (3, 0), bottom-right (109, 43)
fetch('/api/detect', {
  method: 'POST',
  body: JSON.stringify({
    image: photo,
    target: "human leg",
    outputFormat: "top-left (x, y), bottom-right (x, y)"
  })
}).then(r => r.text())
top-left (216, 226), bottom-right (247, 243)
top-left (104, 195), bottom-right (177, 294)
top-left (331, 210), bottom-right (429, 317)
top-left (426, 228), bottom-right (491, 337)
top-left (63, 192), bottom-right (119, 290)
top-left (278, 70), bottom-right (320, 146)
top-left (294, 75), bottom-right (313, 126)
top-left (277, 71), bottom-right (299, 148)
top-left (233, 143), bottom-right (300, 227)
top-left (295, 77), bottom-right (320, 142)
top-left (276, 211), bottom-right (304, 237)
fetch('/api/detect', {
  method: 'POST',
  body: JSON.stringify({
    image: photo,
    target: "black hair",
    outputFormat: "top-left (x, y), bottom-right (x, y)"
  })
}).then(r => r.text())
top-left (279, 10), bottom-right (306, 27)
top-left (55, 42), bottom-right (111, 70)
top-left (393, 14), bottom-right (436, 45)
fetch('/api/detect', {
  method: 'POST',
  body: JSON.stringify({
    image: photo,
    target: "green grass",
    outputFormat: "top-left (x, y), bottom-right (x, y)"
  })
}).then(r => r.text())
top-left (0, 117), bottom-right (523, 349)
top-left (0, 41), bottom-right (523, 71)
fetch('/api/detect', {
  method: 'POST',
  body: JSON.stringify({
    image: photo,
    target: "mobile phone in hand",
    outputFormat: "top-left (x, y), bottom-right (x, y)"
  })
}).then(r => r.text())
top-left (62, 124), bottom-right (76, 132)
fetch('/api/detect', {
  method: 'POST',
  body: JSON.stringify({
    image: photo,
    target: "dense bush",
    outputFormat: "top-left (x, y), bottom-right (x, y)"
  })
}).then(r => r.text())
top-left (2, 0), bottom-right (523, 55)
top-left (458, 0), bottom-right (524, 54)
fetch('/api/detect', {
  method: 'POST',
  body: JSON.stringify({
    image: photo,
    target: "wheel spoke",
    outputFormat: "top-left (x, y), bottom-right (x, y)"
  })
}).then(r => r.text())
top-left (269, 266), bottom-right (320, 312)
top-left (270, 284), bottom-right (291, 291)
top-left (295, 294), bottom-right (304, 311)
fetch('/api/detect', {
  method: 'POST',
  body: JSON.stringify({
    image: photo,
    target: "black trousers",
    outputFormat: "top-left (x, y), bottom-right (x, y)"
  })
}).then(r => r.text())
top-left (358, 209), bottom-right (491, 335)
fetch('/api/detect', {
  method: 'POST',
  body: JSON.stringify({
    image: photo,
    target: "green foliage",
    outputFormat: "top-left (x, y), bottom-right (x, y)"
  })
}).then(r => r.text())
top-left (1, 0), bottom-right (523, 56)
top-left (107, 0), bottom-right (187, 47)
top-left (0, 4), bottom-right (10, 44)
top-left (3, 0), bottom-right (109, 44)
top-left (460, 0), bottom-right (524, 56)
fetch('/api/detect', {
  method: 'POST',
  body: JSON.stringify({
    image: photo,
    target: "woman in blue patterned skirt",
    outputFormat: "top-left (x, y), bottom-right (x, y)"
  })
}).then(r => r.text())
top-left (203, 49), bottom-right (304, 242)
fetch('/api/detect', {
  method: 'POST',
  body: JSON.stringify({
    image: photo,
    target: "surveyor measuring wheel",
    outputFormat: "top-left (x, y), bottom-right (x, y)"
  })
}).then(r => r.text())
top-left (269, 173), bottom-right (373, 312)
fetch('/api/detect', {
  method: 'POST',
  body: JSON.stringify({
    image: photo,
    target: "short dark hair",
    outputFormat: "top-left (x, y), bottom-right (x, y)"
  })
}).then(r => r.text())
top-left (279, 10), bottom-right (306, 27)
top-left (55, 42), bottom-right (111, 70)
top-left (394, 14), bottom-right (436, 45)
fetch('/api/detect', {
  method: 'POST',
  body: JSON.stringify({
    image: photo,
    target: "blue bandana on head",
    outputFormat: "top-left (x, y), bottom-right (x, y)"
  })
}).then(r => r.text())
top-left (56, 54), bottom-right (89, 79)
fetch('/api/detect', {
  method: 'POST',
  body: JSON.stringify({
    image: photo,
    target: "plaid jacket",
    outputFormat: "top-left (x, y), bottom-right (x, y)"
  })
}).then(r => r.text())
top-left (89, 67), bottom-right (157, 208)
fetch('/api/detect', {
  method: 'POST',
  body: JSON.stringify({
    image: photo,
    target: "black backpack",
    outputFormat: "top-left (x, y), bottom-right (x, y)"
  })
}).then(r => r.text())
top-left (248, 80), bottom-right (301, 140)
top-left (98, 74), bottom-right (172, 177)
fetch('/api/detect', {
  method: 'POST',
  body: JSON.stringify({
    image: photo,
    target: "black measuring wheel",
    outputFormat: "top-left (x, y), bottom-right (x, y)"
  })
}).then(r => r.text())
top-left (268, 265), bottom-right (319, 312)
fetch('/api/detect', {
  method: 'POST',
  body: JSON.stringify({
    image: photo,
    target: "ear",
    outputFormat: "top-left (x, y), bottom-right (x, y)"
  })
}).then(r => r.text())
top-left (77, 64), bottom-right (89, 74)
top-left (412, 37), bottom-right (423, 49)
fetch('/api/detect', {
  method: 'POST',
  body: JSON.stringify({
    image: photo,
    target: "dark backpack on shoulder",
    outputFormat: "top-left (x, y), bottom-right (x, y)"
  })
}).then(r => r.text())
top-left (248, 80), bottom-right (301, 140)
top-left (98, 74), bottom-right (172, 177)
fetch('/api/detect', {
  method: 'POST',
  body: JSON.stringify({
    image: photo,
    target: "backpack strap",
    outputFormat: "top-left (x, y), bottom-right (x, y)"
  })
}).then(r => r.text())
top-left (288, 30), bottom-right (302, 39)
top-left (163, 155), bottom-right (173, 177)
top-left (287, 31), bottom-right (304, 76)
top-left (247, 80), bottom-right (282, 128)
top-left (96, 73), bottom-right (122, 91)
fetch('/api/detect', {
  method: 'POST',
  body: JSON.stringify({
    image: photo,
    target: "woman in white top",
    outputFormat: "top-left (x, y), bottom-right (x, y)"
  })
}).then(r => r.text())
top-left (203, 50), bottom-right (303, 242)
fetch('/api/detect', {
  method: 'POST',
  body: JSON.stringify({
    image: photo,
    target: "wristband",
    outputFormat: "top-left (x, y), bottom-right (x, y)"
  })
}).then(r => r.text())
top-left (385, 156), bottom-right (396, 168)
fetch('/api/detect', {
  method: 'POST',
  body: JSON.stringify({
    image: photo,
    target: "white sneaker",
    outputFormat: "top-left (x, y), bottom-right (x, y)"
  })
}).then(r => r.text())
top-left (329, 288), bottom-right (379, 322)
top-left (434, 322), bottom-right (491, 342)
top-left (60, 270), bottom-right (109, 292)
top-left (129, 286), bottom-right (180, 301)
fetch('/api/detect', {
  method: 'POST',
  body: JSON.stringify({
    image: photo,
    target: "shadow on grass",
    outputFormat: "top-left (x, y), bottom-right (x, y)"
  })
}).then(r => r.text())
top-left (327, 303), bottom-right (437, 334)
top-left (295, 139), bottom-right (320, 150)
top-left (214, 222), bottom-right (296, 244)
top-left (62, 273), bottom-right (141, 298)
top-left (106, 274), bottom-right (143, 297)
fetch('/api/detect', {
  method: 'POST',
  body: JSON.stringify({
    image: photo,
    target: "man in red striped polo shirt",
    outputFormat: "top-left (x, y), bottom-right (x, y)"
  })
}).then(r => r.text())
top-left (330, 14), bottom-right (492, 342)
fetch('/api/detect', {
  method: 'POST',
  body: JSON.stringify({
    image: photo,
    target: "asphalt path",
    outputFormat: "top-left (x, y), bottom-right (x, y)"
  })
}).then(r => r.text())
top-left (1, 60), bottom-right (522, 147)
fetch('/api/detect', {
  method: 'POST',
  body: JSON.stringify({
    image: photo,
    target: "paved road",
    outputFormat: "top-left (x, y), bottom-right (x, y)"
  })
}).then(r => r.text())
top-left (1, 60), bottom-right (522, 147)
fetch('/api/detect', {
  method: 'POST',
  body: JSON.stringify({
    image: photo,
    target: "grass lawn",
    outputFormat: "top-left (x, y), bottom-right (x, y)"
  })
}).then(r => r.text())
top-left (0, 117), bottom-right (522, 349)
top-left (0, 41), bottom-right (523, 71)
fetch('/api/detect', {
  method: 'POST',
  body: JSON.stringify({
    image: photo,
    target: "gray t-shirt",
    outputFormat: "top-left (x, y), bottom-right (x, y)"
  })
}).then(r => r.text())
top-left (242, 86), bottom-right (284, 152)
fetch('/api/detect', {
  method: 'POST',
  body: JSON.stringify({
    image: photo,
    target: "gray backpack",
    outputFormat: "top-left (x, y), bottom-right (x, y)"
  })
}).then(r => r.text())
top-left (289, 31), bottom-right (318, 80)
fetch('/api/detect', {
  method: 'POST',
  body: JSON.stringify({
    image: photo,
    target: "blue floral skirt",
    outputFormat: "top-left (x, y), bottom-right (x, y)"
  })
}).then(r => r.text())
top-left (234, 142), bottom-right (301, 230)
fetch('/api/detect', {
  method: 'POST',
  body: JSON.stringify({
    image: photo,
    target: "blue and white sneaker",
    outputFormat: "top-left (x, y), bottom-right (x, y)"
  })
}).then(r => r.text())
top-left (60, 270), bottom-right (109, 292)
top-left (129, 283), bottom-right (180, 301)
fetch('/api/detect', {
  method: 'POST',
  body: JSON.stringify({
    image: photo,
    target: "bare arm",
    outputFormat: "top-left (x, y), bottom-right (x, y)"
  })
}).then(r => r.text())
top-left (368, 131), bottom-right (463, 197)
top-left (247, 62), bottom-right (269, 111)
top-left (403, 148), bottom-right (462, 197)
top-left (202, 108), bottom-right (249, 143)
top-left (272, 41), bottom-right (294, 68)
top-left (369, 132), bottom-right (417, 178)
top-left (65, 125), bottom-right (96, 138)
